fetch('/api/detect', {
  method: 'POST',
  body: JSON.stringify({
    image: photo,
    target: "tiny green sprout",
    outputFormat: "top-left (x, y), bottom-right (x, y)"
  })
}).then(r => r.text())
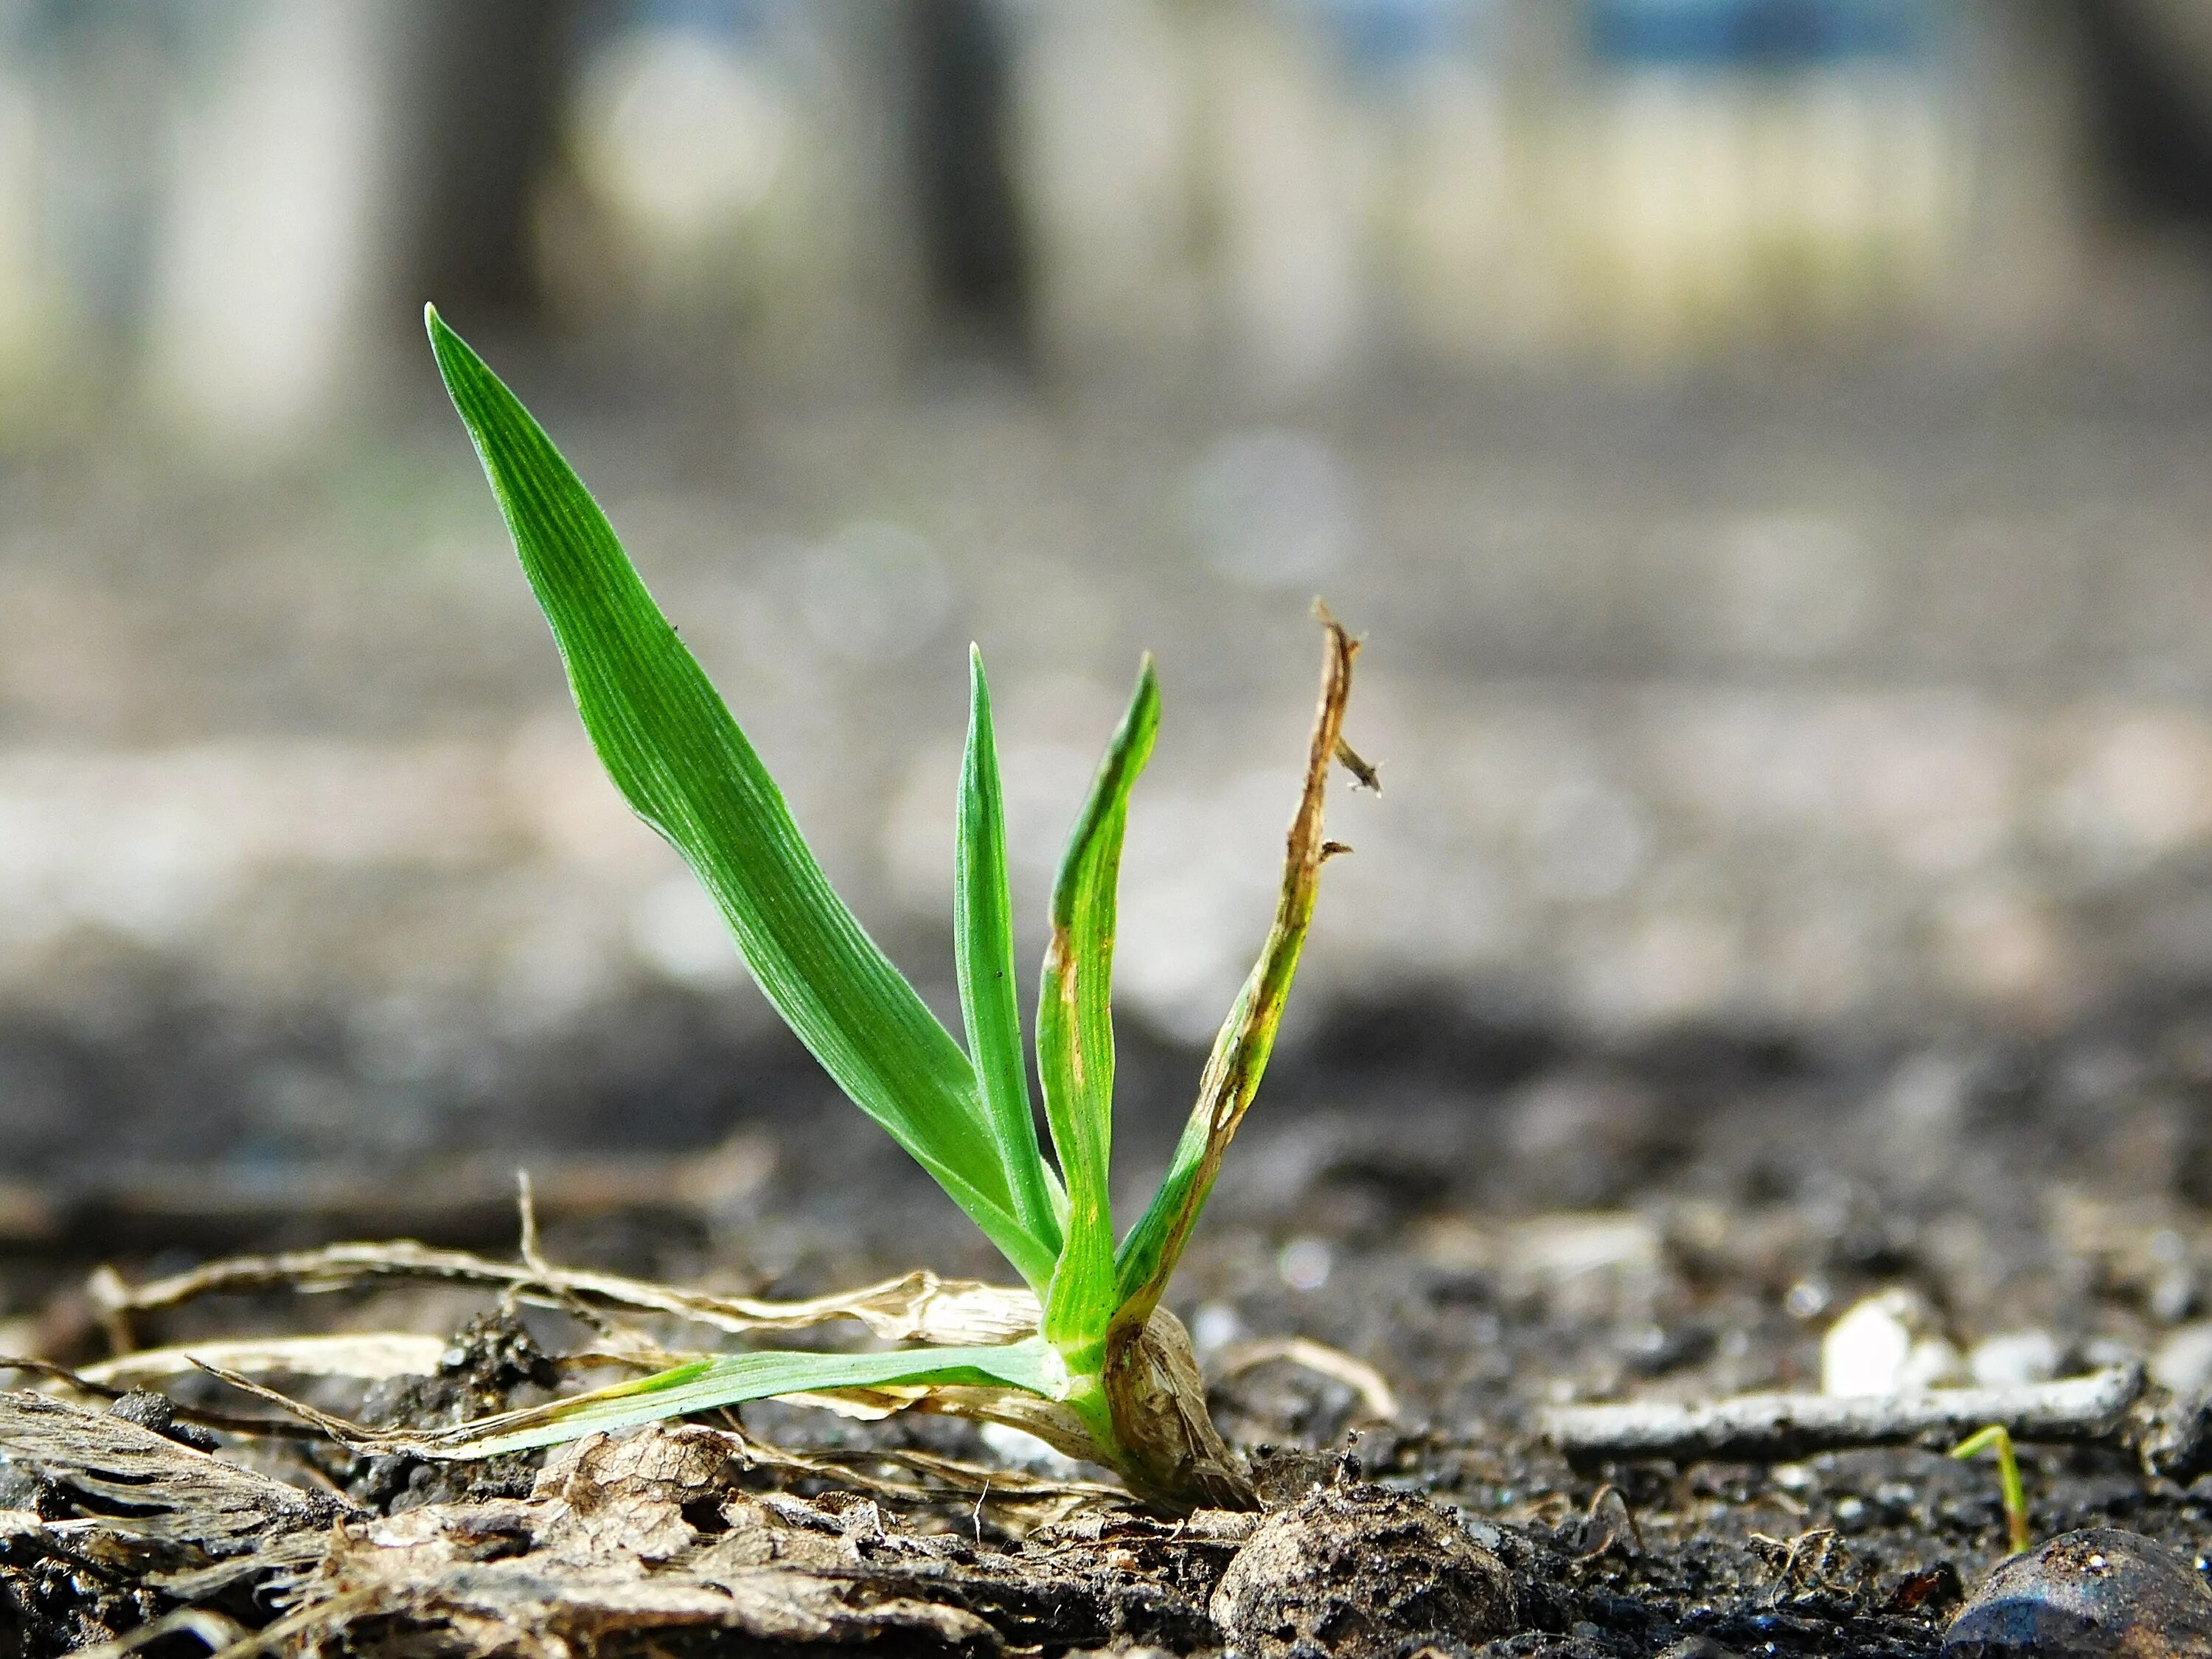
top-left (1951, 1423), bottom-right (2031, 1556)
top-left (414, 307), bottom-right (1362, 1512)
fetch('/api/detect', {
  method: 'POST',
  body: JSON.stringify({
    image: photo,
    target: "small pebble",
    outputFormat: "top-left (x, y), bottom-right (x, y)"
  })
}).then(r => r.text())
top-left (2153, 1324), bottom-right (2212, 1396)
top-left (2152, 1270), bottom-right (2200, 1325)
top-left (1822, 1287), bottom-right (1964, 1396)
top-left (1278, 1237), bottom-right (1333, 1292)
top-left (0, 1459), bottom-right (46, 1514)
top-left (1969, 1329), bottom-right (2063, 1388)
top-left (1944, 1527), bottom-right (2212, 1657)
top-left (106, 1389), bottom-right (219, 1452)
top-left (977, 1422), bottom-right (1082, 1479)
top-left (2081, 1337), bottom-right (2143, 1371)
top-left (1190, 1301), bottom-right (1242, 1357)
top-left (2138, 1392), bottom-right (2212, 1484)
top-left (1784, 1277), bottom-right (1831, 1320)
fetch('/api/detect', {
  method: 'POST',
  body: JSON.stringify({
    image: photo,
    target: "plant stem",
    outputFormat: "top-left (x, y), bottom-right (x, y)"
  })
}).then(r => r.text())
top-left (1952, 1423), bottom-right (2031, 1556)
top-left (1100, 1307), bottom-right (1257, 1512)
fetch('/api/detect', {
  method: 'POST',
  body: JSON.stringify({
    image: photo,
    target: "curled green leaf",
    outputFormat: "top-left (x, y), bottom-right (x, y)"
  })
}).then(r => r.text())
top-left (1038, 659), bottom-right (1159, 1364)
top-left (958, 648), bottom-right (1064, 1251)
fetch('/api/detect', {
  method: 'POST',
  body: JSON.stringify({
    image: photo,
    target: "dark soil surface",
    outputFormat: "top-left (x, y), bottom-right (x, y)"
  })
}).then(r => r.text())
top-left (9, 980), bottom-right (2212, 1657)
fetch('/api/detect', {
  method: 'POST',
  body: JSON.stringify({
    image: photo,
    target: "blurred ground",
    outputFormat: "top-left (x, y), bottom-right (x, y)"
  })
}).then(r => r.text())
top-left (10, 340), bottom-right (2212, 1197)
top-left (5, 0), bottom-right (2212, 1199)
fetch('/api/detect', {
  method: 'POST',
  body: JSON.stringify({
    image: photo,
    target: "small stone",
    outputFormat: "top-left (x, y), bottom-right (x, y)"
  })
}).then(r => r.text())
top-left (1969, 1329), bottom-right (2063, 1388)
top-left (2081, 1338), bottom-right (2142, 1371)
top-left (2153, 1270), bottom-right (2201, 1325)
top-left (2153, 1324), bottom-right (2212, 1395)
top-left (0, 1458), bottom-right (49, 1517)
top-left (2138, 1391), bottom-right (2212, 1484)
top-left (1210, 1484), bottom-right (1514, 1659)
top-left (105, 1388), bottom-right (218, 1452)
top-left (1904, 1337), bottom-right (1968, 1390)
top-left (978, 1422), bottom-right (1082, 1478)
top-left (1944, 1527), bottom-right (2212, 1657)
top-left (1823, 1288), bottom-right (1965, 1396)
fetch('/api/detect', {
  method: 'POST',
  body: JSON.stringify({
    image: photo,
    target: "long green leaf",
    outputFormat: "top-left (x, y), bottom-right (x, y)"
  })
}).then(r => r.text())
top-left (426, 308), bottom-right (1056, 1292)
top-left (420, 1337), bottom-right (1068, 1458)
top-left (957, 647), bottom-right (1063, 1248)
top-left (1114, 619), bottom-right (1355, 1330)
top-left (1038, 659), bottom-right (1160, 1360)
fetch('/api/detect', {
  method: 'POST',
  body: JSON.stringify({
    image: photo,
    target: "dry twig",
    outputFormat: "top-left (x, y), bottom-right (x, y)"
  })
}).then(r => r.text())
top-left (1542, 1365), bottom-right (2144, 1465)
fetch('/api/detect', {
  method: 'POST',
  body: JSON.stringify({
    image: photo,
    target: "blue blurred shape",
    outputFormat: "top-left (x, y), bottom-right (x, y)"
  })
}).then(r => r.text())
top-left (1587, 0), bottom-right (1934, 69)
top-left (608, 0), bottom-right (776, 45)
top-left (1296, 0), bottom-right (1499, 74)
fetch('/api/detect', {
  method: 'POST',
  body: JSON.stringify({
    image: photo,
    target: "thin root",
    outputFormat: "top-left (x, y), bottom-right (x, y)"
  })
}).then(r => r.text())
top-left (68, 1608), bottom-right (249, 1659)
top-left (91, 1241), bottom-right (1040, 1349)
top-left (192, 1357), bottom-right (1115, 1525)
top-left (0, 1354), bottom-right (324, 1439)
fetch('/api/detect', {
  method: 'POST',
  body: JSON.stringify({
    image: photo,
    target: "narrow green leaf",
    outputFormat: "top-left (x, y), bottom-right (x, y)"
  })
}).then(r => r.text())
top-left (957, 648), bottom-right (1064, 1248)
top-left (426, 307), bottom-right (1057, 1292)
top-left (422, 1337), bottom-right (1068, 1458)
top-left (1115, 620), bottom-right (1356, 1329)
top-left (1038, 658), bottom-right (1160, 1360)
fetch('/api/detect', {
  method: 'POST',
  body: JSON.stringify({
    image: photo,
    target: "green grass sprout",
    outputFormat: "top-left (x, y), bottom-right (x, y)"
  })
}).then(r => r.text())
top-left (417, 306), bottom-right (1362, 1512)
top-left (1950, 1423), bottom-right (2031, 1556)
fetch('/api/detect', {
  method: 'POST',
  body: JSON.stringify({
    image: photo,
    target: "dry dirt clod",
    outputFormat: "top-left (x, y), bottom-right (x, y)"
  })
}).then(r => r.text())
top-left (104, 1389), bottom-right (218, 1452)
top-left (1209, 1483), bottom-right (1514, 1659)
top-left (1944, 1527), bottom-right (2212, 1657)
top-left (347, 1310), bottom-right (560, 1512)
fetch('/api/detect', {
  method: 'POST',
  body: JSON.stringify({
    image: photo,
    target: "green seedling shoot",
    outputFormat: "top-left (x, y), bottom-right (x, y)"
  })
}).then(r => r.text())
top-left (411, 307), bottom-right (1362, 1512)
top-left (1951, 1424), bottom-right (2031, 1556)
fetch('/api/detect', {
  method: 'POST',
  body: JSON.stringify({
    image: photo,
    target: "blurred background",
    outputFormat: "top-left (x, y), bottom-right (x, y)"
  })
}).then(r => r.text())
top-left (7, 0), bottom-right (2212, 1258)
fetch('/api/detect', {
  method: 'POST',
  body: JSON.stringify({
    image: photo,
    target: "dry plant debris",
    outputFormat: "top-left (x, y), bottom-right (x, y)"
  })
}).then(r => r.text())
top-left (0, 1389), bottom-right (1316, 1659)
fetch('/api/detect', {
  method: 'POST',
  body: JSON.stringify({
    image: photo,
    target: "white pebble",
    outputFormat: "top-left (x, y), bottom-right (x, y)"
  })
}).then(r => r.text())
top-left (2152, 1322), bottom-right (2212, 1395)
top-left (1967, 1329), bottom-right (2063, 1388)
top-left (1821, 1288), bottom-right (1964, 1396)
top-left (1190, 1302), bottom-right (1242, 1359)
top-left (1279, 1238), bottom-right (1333, 1293)
top-left (978, 1422), bottom-right (1084, 1478)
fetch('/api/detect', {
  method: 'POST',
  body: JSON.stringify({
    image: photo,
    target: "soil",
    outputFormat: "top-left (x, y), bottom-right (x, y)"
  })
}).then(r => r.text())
top-left (7, 981), bottom-right (2212, 1657)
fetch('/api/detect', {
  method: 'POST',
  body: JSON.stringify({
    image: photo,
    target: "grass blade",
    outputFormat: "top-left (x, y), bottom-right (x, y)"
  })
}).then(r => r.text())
top-left (426, 308), bottom-right (1056, 1292)
top-left (958, 648), bottom-right (1063, 1250)
top-left (415, 1337), bottom-right (1069, 1458)
top-left (1113, 617), bottom-right (1356, 1329)
top-left (1038, 659), bottom-right (1160, 1361)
